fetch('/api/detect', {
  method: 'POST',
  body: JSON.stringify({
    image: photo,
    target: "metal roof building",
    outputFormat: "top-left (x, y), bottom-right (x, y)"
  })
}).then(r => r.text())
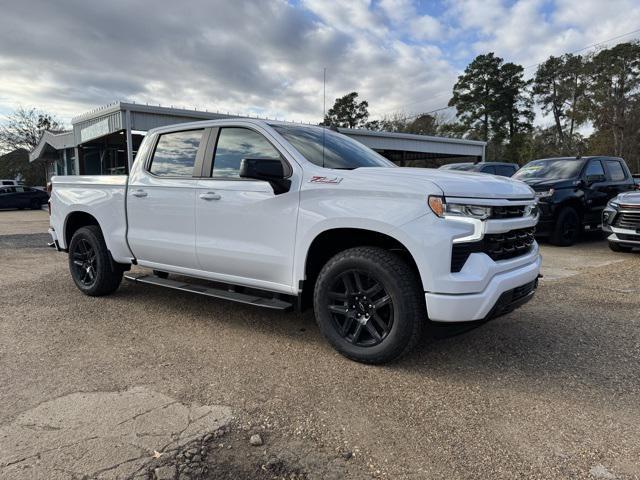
top-left (30, 102), bottom-right (486, 178)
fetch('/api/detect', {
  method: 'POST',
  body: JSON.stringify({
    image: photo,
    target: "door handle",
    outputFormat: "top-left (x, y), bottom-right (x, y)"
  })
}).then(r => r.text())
top-left (199, 192), bottom-right (221, 201)
top-left (131, 189), bottom-right (147, 198)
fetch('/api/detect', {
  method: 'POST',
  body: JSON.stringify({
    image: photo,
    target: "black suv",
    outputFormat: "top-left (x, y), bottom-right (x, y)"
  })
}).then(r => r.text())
top-left (513, 156), bottom-right (635, 246)
top-left (439, 162), bottom-right (518, 177)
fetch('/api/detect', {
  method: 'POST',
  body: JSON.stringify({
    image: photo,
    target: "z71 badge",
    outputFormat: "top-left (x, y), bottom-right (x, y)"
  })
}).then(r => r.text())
top-left (309, 175), bottom-right (343, 184)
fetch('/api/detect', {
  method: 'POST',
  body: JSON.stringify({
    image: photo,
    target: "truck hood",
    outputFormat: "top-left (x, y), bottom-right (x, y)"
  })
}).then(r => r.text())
top-left (355, 167), bottom-right (535, 199)
top-left (519, 177), bottom-right (577, 190)
top-left (615, 191), bottom-right (640, 206)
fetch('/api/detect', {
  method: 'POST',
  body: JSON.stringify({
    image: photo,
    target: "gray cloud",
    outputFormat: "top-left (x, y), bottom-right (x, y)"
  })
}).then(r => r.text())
top-left (0, 0), bottom-right (461, 123)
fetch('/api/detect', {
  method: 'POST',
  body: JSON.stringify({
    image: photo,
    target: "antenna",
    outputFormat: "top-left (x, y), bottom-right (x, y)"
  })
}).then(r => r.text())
top-left (322, 67), bottom-right (326, 169)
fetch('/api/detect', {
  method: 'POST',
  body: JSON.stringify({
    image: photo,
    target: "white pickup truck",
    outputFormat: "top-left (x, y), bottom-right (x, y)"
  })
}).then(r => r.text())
top-left (49, 119), bottom-right (540, 363)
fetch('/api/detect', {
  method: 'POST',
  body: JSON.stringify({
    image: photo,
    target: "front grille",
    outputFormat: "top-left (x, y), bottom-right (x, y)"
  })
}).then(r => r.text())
top-left (613, 211), bottom-right (640, 230)
top-left (486, 279), bottom-right (538, 319)
top-left (617, 233), bottom-right (640, 241)
top-left (451, 227), bottom-right (536, 272)
top-left (491, 205), bottom-right (526, 219)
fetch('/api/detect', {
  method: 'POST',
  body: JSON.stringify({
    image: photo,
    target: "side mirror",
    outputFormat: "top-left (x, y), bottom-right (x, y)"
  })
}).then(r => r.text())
top-left (239, 158), bottom-right (290, 194)
top-left (585, 174), bottom-right (606, 185)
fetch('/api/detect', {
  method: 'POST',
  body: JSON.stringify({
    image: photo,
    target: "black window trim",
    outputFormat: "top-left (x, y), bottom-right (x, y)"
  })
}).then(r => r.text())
top-left (205, 126), bottom-right (293, 181)
top-left (145, 127), bottom-right (211, 179)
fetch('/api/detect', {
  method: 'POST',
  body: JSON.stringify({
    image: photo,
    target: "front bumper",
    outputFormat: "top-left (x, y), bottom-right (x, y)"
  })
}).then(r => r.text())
top-left (425, 252), bottom-right (541, 322)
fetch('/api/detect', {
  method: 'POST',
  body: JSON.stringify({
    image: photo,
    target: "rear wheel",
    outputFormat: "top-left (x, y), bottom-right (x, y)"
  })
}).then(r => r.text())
top-left (609, 241), bottom-right (632, 253)
top-left (68, 225), bottom-right (123, 296)
top-left (313, 247), bottom-right (425, 364)
top-left (550, 207), bottom-right (580, 246)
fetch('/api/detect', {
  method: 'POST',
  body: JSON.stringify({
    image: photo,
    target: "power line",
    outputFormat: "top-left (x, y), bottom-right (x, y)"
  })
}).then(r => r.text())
top-left (372, 26), bottom-right (640, 122)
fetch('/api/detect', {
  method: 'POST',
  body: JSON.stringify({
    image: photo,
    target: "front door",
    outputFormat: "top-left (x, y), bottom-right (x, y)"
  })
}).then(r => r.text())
top-left (195, 126), bottom-right (299, 292)
top-left (126, 128), bottom-right (208, 271)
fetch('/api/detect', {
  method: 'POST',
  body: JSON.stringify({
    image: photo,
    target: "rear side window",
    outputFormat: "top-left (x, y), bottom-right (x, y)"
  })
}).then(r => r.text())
top-left (212, 128), bottom-right (281, 178)
top-left (149, 130), bottom-right (204, 177)
top-left (585, 160), bottom-right (605, 177)
top-left (605, 160), bottom-right (626, 181)
top-left (2, 181), bottom-right (13, 185)
top-left (480, 165), bottom-right (496, 174)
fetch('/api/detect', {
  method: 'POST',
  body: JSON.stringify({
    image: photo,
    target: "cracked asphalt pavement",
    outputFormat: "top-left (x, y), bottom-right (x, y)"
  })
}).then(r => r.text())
top-left (1, 210), bottom-right (639, 479)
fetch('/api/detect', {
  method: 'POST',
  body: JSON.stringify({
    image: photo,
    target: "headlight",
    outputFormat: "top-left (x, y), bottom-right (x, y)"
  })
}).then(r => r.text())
top-left (428, 196), bottom-right (491, 220)
top-left (535, 188), bottom-right (554, 199)
top-left (608, 200), bottom-right (619, 208)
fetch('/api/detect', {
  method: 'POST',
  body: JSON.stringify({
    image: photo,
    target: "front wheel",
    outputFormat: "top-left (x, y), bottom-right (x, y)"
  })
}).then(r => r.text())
top-left (313, 247), bottom-right (425, 364)
top-left (550, 207), bottom-right (580, 246)
top-left (68, 225), bottom-right (123, 296)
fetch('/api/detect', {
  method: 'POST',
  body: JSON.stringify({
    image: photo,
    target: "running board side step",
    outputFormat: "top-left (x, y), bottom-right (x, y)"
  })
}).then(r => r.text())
top-left (124, 273), bottom-right (292, 310)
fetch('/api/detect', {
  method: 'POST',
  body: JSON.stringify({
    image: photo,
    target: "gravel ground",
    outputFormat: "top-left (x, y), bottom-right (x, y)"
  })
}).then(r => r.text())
top-left (1, 212), bottom-right (639, 479)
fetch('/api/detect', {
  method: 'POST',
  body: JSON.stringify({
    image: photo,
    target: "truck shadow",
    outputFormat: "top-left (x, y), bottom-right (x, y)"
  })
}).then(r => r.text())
top-left (108, 270), bottom-right (640, 400)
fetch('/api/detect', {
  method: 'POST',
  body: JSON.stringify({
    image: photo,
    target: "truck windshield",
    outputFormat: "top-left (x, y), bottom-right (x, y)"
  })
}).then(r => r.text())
top-left (271, 125), bottom-right (394, 169)
top-left (513, 159), bottom-right (584, 181)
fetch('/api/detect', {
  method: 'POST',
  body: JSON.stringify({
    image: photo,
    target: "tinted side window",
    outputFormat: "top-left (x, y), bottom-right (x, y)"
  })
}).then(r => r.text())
top-left (585, 160), bottom-right (605, 177)
top-left (605, 160), bottom-right (626, 181)
top-left (149, 130), bottom-right (203, 177)
top-left (496, 165), bottom-right (515, 176)
top-left (480, 165), bottom-right (496, 174)
top-left (212, 128), bottom-right (281, 178)
top-left (14, 186), bottom-right (25, 193)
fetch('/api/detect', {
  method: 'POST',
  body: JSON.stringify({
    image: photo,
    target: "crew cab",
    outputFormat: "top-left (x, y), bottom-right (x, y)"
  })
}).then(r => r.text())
top-left (513, 156), bottom-right (635, 246)
top-left (48, 119), bottom-right (541, 364)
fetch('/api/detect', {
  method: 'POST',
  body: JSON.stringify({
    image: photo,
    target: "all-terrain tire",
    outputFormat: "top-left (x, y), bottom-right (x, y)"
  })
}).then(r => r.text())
top-left (313, 247), bottom-right (425, 364)
top-left (68, 225), bottom-right (123, 296)
top-left (550, 206), bottom-right (580, 246)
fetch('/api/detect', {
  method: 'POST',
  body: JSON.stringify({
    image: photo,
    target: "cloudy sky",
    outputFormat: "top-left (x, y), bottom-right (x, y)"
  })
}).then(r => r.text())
top-left (0, 0), bottom-right (639, 126)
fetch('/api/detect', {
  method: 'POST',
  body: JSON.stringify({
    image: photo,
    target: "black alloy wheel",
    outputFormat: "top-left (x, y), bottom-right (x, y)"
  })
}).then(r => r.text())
top-left (68, 225), bottom-right (123, 296)
top-left (327, 269), bottom-right (393, 347)
top-left (313, 246), bottom-right (425, 364)
top-left (71, 238), bottom-right (98, 288)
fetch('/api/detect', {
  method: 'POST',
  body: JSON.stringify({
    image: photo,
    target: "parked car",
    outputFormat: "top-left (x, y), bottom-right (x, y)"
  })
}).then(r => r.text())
top-left (512, 156), bottom-right (635, 246)
top-left (0, 179), bottom-right (24, 186)
top-left (439, 162), bottom-right (519, 177)
top-left (602, 191), bottom-right (640, 252)
top-left (48, 119), bottom-right (540, 364)
top-left (0, 185), bottom-right (49, 210)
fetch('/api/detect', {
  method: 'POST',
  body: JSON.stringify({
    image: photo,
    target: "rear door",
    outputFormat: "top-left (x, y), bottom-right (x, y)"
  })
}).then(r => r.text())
top-left (126, 128), bottom-right (210, 270)
top-left (195, 125), bottom-right (299, 292)
top-left (603, 159), bottom-right (633, 196)
top-left (582, 159), bottom-right (609, 225)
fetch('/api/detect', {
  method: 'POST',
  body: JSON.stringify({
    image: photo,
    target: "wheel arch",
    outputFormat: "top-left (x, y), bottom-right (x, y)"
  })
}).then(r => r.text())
top-left (64, 211), bottom-right (101, 248)
top-left (300, 227), bottom-right (423, 309)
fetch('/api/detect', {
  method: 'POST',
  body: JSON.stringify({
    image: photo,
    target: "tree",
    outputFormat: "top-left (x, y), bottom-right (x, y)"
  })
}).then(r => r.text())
top-left (323, 92), bottom-right (370, 128)
top-left (533, 54), bottom-right (588, 151)
top-left (0, 107), bottom-right (65, 185)
top-left (448, 53), bottom-right (503, 142)
top-left (0, 107), bottom-right (64, 153)
top-left (585, 41), bottom-right (640, 170)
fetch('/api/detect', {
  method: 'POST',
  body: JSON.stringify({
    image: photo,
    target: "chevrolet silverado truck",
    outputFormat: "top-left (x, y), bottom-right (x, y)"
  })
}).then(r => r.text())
top-left (48, 119), bottom-right (541, 364)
